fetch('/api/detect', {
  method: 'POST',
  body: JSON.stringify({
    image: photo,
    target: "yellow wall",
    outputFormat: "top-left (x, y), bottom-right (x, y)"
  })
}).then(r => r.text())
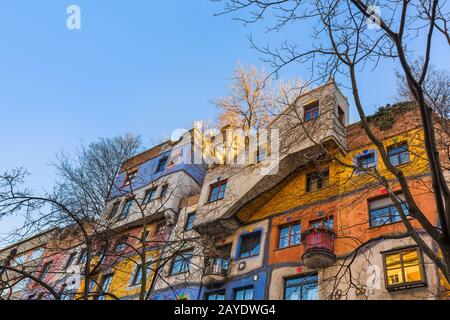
top-left (240, 128), bottom-right (429, 222)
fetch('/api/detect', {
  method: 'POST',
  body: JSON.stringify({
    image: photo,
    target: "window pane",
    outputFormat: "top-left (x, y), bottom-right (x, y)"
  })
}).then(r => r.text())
top-left (244, 288), bottom-right (253, 300)
top-left (302, 284), bottom-right (318, 300)
top-left (291, 224), bottom-right (301, 235)
top-left (387, 268), bottom-right (404, 286)
top-left (385, 253), bottom-right (402, 270)
top-left (402, 250), bottom-right (418, 266)
top-left (279, 227), bottom-right (290, 238)
top-left (279, 236), bottom-right (289, 249)
top-left (404, 265), bottom-right (421, 282)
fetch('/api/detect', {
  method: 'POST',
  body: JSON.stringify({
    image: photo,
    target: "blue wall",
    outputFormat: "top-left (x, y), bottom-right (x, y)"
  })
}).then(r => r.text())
top-left (151, 285), bottom-right (202, 300)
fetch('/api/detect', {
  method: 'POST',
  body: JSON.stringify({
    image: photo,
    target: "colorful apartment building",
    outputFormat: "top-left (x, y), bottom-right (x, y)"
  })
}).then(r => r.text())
top-left (1, 81), bottom-right (448, 300)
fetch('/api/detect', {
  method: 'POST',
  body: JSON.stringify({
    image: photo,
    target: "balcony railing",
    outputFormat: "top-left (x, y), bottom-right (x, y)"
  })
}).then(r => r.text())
top-left (201, 262), bottom-right (228, 289)
top-left (301, 227), bottom-right (336, 269)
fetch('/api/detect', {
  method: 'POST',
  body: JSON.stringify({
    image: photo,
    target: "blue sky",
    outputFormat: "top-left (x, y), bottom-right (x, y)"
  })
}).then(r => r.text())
top-left (0, 1), bottom-right (448, 236)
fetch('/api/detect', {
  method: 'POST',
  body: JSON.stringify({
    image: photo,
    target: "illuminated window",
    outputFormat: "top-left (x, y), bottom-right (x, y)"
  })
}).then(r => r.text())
top-left (304, 102), bottom-right (319, 122)
top-left (388, 143), bottom-right (410, 166)
top-left (306, 170), bottom-right (329, 192)
top-left (383, 248), bottom-right (426, 290)
top-left (278, 223), bottom-right (301, 249)
top-left (208, 180), bottom-right (227, 202)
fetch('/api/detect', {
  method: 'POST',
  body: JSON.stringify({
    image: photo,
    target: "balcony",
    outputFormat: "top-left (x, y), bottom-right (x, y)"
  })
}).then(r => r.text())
top-left (301, 227), bottom-right (336, 269)
top-left (201, 263), bottom-right (228, 289)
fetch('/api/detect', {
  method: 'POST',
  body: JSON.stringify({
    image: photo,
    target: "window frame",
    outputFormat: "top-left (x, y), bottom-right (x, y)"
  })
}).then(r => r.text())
top-left (306, 170), bottom-right (329, 193)
top-left (185, 212), bottom-right (196, 231)
top-left (123, 169), bottom-right (138, 186)
top-left (237, 231), bottom-right (262, 259)
top-left (368, 195), bottom-right (410, 228)
top-left (382, 246), bottom-right (427, 291)
top-left (169, 249), bottom-right (194, 276)
top-left (278, 223), bottom-right (302, 249)
top-left (207, 179), bottom-right (228, 203)
top-left (96, 273), bottom-right (114, 300)
top-left (233, 286), bottom-right (254, 300)
top-left (205, 290), bottom-right (226, 300)
top-left (283, 273), bottom-right (318, 300)
top-left (387, 142), bottom-right (410, 167)
top-left (39, 261), bottom-right (52, 280)
top-left (143, 187), bottom-right (158, 204)
top-left (155, 156), bottom-right (168, 173)
top-left (303, 102), bottom-right (319, 122)
top-left (355, 150), bottom-right (377, 173)
top-left (119, 198), bottom-right (133, 221)
top-left (108, 201), bottom-right (120, 219)
top-left (160, 184), bottom-right (169, 198)
top-left (65, 252), bottom-right (77, 269)
top-left (130, 260), bottom-right (153, 286)
top-left (309, 216), bottom-right (334, 230)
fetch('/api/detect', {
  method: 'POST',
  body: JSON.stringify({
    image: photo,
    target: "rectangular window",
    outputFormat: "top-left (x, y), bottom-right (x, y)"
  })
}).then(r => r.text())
top-left (143, 187), bottom-right (157, 204)
top-left (123, 169), bottom-right (138, 186)
top-left (278, 223), bottom-right (301, 249)
top-left (208, 180), bottom-right (227, 203)
top-left (355, 150), bottom-right (376, 172)
top-left (369, 195), bottom-right (409, 227)
top-left (108, 201), bottom-right (120, 219)
top-left (154, 220), bottom-right (166, 236)
top-left (185, 212), bottom-right (196, 231)
top-left (383, 248), bottom-right (426, 290)
top-left (310, 216), bottom-right (334, 229)
top-left (206, 290), bottom-right (226, 300)
top-left (338, 106), bottom-right (345, 126)
top-left (119, 198), bottom-right (133, 220)
top-left (234, 286), bottom-right (254, 300)
top-left (238, 231), bottom-right (261, 259)
top-left (65, 252), bottom-right (77, 269)
top-left (39, 261), bottom-right (52, 280)
top-left (155, 156), bottom-right (168, 173)
top-left (78, 249), bottom-right (87, 264)
top-left (160, 184), bottom-right (169, 198)
top-left (388, 143), bottom-right (410, 166)
top-left (131, 261), bottom-right (153, 286)
top-left (209, 244), bottom-right (232, 272)
top-left (97, 274), bottom-right (114, 300)
top-left (115, 236), bottom-right (128, 253)
top-left (304, 102), bottom-right (319, 122)
top-left (306, 170), bottom-right (329, 192)
top-left (284, 274), bottom-right (318, 300)
top-left (170, 250), bottom-right (193, 275)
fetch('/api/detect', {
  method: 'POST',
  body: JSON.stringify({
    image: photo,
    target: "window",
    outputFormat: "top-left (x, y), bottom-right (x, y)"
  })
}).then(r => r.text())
top-left (209, 244), bottom-right (232, 272)
top-left (306, 170), bottom-right (329, 192)
top-left (304, 102), bottom-right (319, 122)
top-left (131, 261), bottom-right (153, 286)
top-left (256, 145), bottom-right (269, 163)
top-left (383, 248), bottom-right (426, 290)
top-left (355, 150), bottom-right (376, 172)
top-left (143, 187), bottom-right (157, 204)
top-left (65, 252), bottom-right (77, 269)
top-left (123, 169), bottom-right (138, 186)
top-left (39, 261), bottom-right (52, 280)
top-left (206, 290), bottom-right (226, 300)
top-left (97, 274), bottom-right (114, 300)
top-left (284, 274), bottom-right (318, 300)
top-left (155, 156), bottom-right (168, 173)
top-left (119, 198), bottom-right (133, 220)
top-left (234, 286), bottom-right (254, 300)
top-left (160, 184), bottom-right (169, 198)
top-left (208, 180), bottom-right (227, 203)
top-left (29, 248), bottom-right (44, 261)
top-left (115, 236), bottom-right (128, 253)
top-left (238, 231), bottom-right (261, 259)
top-left (154, 220), bottom-right (166, 236)
top-left (170, 250), bottom-right (193, 275)
top-left (310, 216), bottom-right (334, 229)
top-left (78, 249), bottom-right (87, 264)
top-left (108, 201), bottom-right (120, 218)
top-left (338, 106), bottom-right (345, 126)
top-left (388, 143), bottom-right (410, 166)
top-left (185, 212), bottom-right (196, 231)
top-left (369, 195), bottom-right (409, 227)
top-left (278, 223), bottom-right (301, 249)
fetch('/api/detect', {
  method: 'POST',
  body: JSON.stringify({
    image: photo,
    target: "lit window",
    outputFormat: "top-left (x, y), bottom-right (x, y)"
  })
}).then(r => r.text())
top-left (143, 187), bottom-right (157, 204)
top-left (284, 274), bottom-right (318, 300)
top-left (383, 248), bottom-right (425, 290)
top-left (119, 198), bottom-right (133, 220)
top-left (238, 231), bottom-right (261, 259)
top-left (304, 102), bottom-right (319, 122)
top-left (206, 290), bottom-right (226, 300)
top-left (170, 250), bottom-right (193, 275)
top-left (369, 195), bottom-right (409, 227)
top-left (355, 150), bottom-right (376, 172)
top-left (388, 143), bottom-right (410, 166)
top-left (155, 156), bottom-right (168, 173)
top-left (306, 170), bottom-right (329, 192)
top-left (208, 180), bottom-right (227, 203)
top-left (278, 223), bottom-right (301, 249)
top-left (234, 286), bottom-right (254, 300)
top-left (185, 212), bottom-right (196, 231)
